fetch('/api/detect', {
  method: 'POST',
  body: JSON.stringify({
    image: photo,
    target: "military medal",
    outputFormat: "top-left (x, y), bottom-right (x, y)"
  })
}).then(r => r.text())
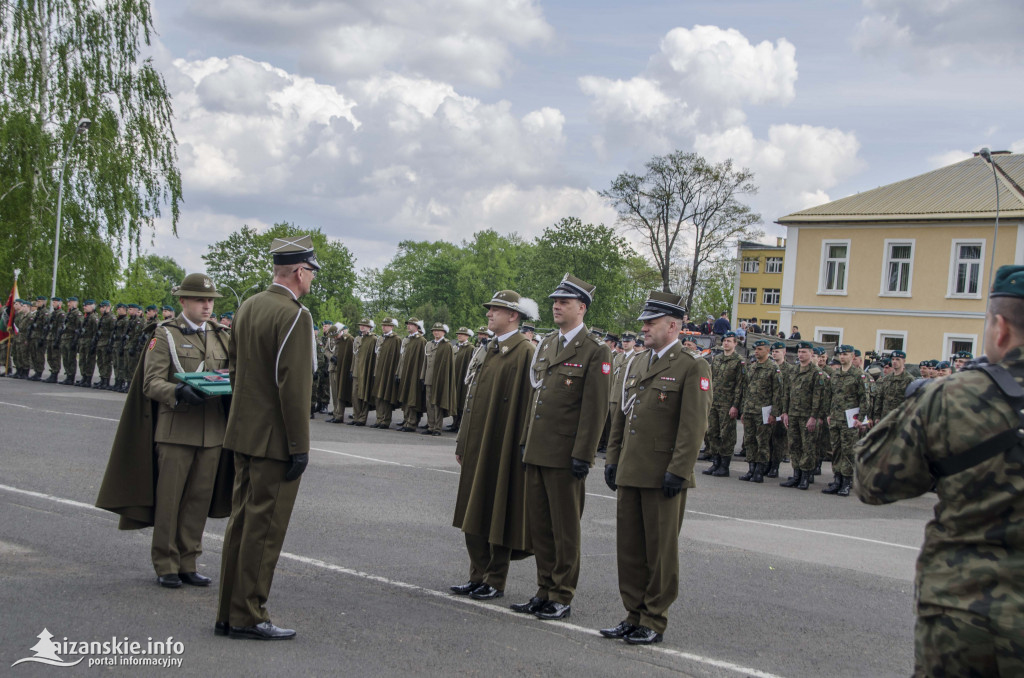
top-left (565, 378), bottom-right (573, 387)
top-left (658, 391), bottom-right (667, 401)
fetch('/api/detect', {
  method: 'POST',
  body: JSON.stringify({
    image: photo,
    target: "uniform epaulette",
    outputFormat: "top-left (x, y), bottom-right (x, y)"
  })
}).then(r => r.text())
top-left (588, 333), bottom-right (603, 346)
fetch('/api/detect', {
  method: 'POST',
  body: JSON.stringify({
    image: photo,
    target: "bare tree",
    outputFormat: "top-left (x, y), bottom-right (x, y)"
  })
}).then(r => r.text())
top-left (601, 151), bottom-right (761, 310)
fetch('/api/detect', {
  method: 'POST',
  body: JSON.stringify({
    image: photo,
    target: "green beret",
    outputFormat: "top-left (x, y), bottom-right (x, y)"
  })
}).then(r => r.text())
top-left (723, 331), bottom-right (737, 338)
top-left (954, 350), bottom-right (973, 359)
top-left (890, 350), bottom-right (906, 359)
top-left (100, 300), bottom-right (111, 307)
top-left (128, 303), bottom-right (141, 310)
top-left (36, 295), bottom-right (46, 301)
top-left (853, 349), bottom-right (862, 357)
top-left (936, 361), bottom-right (951, 370)
top-left (838, 344), bottom-right (855, 353)
top-left (813, 347), bottom-right (826, 355)
top-left (221, 311), bottom-right (233, 318)
top-left (753, 339), bottom-right (770, 347)
top-left (115, 302), bottom-right (126, 309)
top-left (770, 341), bottom-right (786, 350)
top-left (145, 304), bottom-right (157, 311)
top-left (989, 264), bottom-right (1024, 299)
top-left (67, 296), bottom-right (78, 302)
top-left (797, 341), bottom-right (813, 349)
top-left (83, 299), bottom-right (95, 305)
top-left (52, 296), bottom-right (62, 302)
top-left (162, 305), bottom-right (174, 311)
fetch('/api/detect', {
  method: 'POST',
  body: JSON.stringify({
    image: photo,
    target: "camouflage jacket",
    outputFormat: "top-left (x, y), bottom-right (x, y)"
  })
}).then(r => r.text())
top-left (828, 365), bottom-right (869, 422)
top-left (870, 370), bottom-right (915, 422)
top-left (710, 352), bottom-right (743, 410)
top-left (787, 363), bottom-right (828, 418)
top-left (775, 360), bottom-right (796, 413)
top-left (96, 312), bottom-right (115, 347)
top-left (48, 308), bottom-right (67, 347)
top-left (61, 308), bottom-right (82, 346)
top-left (79, 311), bottom-right (99, 349)
top-left (740, 358), bottom-right (783, 415)
top-left (854, 346), bottom-right (1024, 632)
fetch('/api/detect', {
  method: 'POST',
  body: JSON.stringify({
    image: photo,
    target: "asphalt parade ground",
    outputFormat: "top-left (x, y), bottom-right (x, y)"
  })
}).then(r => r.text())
top-left (0, 376), bottom-right (934, 677)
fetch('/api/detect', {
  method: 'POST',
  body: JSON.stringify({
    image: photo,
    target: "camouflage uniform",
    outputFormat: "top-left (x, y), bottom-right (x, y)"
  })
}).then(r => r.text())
top-left (77, 307), bottom-right (100, 386)
top-left (826, 364), bottom-right (869, 493)
top-left (706, 351), bottom-right (743, 471)
top-left (47, 305), bottom-right (67, 380)
top-left (855, 347), bottom-right (1024, 677)
top-left (124, 313), bottom-right (145, 382)
top-left (870, 370), bottom-right (915, 422)
top-left (60, 305), bottom-right (83, 383)
top-left (96, 307), bottom-right (116, 387)
top-left (13, 305), bottom-right (30, 376)
top-left (27, 304), bottom-right (47, 378)
top-left (782, 364), bottom-right (828, 485)
top-left (769, 360), bottom-right (796, 475)
top-left (113, 310), bottom-right (130, 387)
top-left (738, 358), bottom-right (783, 480)
top-left (815, 361), bottom-right (834, 467)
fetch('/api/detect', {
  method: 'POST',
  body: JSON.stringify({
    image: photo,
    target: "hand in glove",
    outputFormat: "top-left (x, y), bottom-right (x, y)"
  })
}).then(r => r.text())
top-left (175, 382), bottom-right (205, 406)
top-left (285, 453), bottom-right (309, 481)
top-left (604, 464), bottom-right (617, 491)
top-left (570, 458), bottom-right (589, 480)
top-left (662, 472), bottom-right (684, 498)
top-left (330, 356), bottom-right (337, 364)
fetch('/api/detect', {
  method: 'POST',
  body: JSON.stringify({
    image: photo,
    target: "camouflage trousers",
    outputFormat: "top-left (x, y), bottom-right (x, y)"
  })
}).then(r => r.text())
top-left (786, 416), bottom-right (818, 472)
top-left (78, 345), bottom-right (96, 384)
top-left (13, 338), bottom-right (29, 372)
top-left (97, 345), bottom-right (112, 382)
top-left (914, 608), bottom-right (1024, 677)
top-left (47, 343), bottom-right (61, 377)
top-left (31, 340), bottom-right (46, 374)
top-left (60, 343), bottom-right (77, 380)
top-left (741, 413), bottom-right (772, 464)
top-left (707, 406), bottom-right (737, 459)
top-left (769, 420), bottom-right (788, 465)
top-left (828, 422), bottom-right (859, 476)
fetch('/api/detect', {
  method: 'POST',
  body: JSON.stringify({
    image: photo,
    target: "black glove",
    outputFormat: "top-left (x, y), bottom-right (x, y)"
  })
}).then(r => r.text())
top-left (175, 382), bottom-right (205, 406)
top-left (285, 453), bottom-right (308, 481)
top-left (330, 356), bottom-right (337, 365)
top-left (662, 472), bottom-right (684, 498)
top-left (604, 464), bottom-right (617, 491)
top-left (570, 458), bottom-right (589, 480)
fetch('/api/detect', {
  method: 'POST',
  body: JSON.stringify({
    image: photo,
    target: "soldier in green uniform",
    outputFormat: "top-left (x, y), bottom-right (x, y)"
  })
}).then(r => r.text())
top-left (866, 350), bottom-right (913, 425)
top-left (217, 236), bottom-right (318, 640)
top-left (59, 297), bottom-right (82, 384)
top-left (448, 327), bottom-right (474, 432)
top-left (779, 341), bottom-right (827, 489)
top-left (738, 339), bottom-right (783, 483)
top-left (94, 301), bottom-right (115, 388)
top-left (451, 291), bottom-right (536, 601)
top-left (45, 297), bottom-right (66, 382)
top-left (855, 264), bottom-right (1024, 676)
top-left (327, 324), bottom-right (354, 423)
top-left (162, 305), bottom-right (175, 321)
top-left (951, 350), bottom-right (973, 371)
top-left (396, 318), bottom-right (426, 431)
top-left (813, 347), bottom-right (834, 475)
top-left (609, 331), bottom-right (639, 457)
top-left (601, 291), bottom-right (711, 645)
top-left (311, 321), bottom-right (331, 417)
top-left (423, 322), bottom-right (456, 436)
top-left (372, 318), bottom-right (401, 428)
top-left (12, 299), bottom-right (31, 378)
top-left (76, 299), bottom-right (99, 386)
top-left (702, 331), bottom-right (743, 477)
top-left (767, 341), bottom-right (794, 478)
top-left (26, 296), bottom-right (46, 380)
top-left (514, 274), bottom-right (608, 620)
top-left (123, 304), bottom-right (145, 391)
top-left (823, 345), bottom-right (869, 496)
top-left (349, 319), bottom-right (377, 426)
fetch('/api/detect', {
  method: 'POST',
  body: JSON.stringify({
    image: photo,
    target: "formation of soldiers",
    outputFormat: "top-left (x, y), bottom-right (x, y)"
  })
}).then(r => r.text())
top-left (4, 296), bottom-right (230, 392)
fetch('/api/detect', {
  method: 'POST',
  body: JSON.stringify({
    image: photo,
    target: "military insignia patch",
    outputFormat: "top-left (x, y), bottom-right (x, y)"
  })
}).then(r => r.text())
top-left (148, 338), bottom-right (157, 351)
top-left (601, 362), bottom-right (611, 375)
top-left (501, 346), bottom-right (509, 354)
top-left (699, 377), bottom-right (710, 391)
top-left (565, 378), bottom-right (573, 387)
top-left (658, 391), bottom-right (667, 401)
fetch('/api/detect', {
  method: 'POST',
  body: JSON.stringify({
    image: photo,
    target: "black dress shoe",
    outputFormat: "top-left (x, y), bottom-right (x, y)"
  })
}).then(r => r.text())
top-left (469, 584), bottom-right (503, 600)
top-left (420, 429), bottom-right (433, 435)
top-left (624, 626), bottom-right (663, 645)
top-left (229, 621), bottom-right (296, 640)
top-left (397, 426), bottom-right (414, 432)
top-left (325, 417), bottom-right (338, 423)
top-left (429, 431), bottom-right (441, 436)
top-left (353, 422), bottom-right (366, 426)
top-left (510, 597), bottom-right (546, 614)
top-left (599, 621), bottom-right (638, 638)
top-left (449, 581), bottom-right (484, 595)
top-left (214, 622), bottom-right (229, 636)
top-left (179, 571), bottom-right (212, 586)
top-left (535, 601), bottom-right (571, 620)
top-left (157, 574), bottom-right (182, 588)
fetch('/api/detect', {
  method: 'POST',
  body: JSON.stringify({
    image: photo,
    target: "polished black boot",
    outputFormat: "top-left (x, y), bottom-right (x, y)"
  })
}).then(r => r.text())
top-left (751, 462), bottom-right (765, 483)
top-left (780, 469), bottom-right (800, 488)
top-left (797, 469), bottom-right (811, 490)
top-left (837, 474), bottom-right (853, 497)
top-left (738, 462), bottom-right (755, 482)
top-left (712, 455), bottom-right (731, 477)
top-left (822, 473), bottom-right (842, 494)
top-left (45, 373), bottom-right (59, 383)
top-left (701, 457), bottom-right (720, 475)
top-left (766, 460), bottom-right (780, 479)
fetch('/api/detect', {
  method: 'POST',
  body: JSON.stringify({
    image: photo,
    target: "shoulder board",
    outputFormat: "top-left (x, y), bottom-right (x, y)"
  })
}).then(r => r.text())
top-left (589, 334), bottom-right (603, 346)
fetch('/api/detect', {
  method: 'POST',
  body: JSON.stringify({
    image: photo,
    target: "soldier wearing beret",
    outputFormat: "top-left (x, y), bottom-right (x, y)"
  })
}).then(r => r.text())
top-left (737, 339), bottom-right (783, 483)
top-left (451, 290), bottom-right (537, 601)
top-left (702, 331), bottom-right (743, 477)
top-left (58, 297), bottom-right (81, 384)
top-left (25, 296), bottom-right (46, 380)
top-left (123, 304), bottom-right (145, 390)
top-left (867, 350), bottom-right (914, 425)
top-left (601, 291), bottom-right (711, 645)
top-left (94, 302), bottom-right (114, 388)
top-left (824, 345), bottom-right (869, 496)
top-left (44, 297), bottom-right (65, 382)
top-left (780, 341), bottom-right (828, 489)
top-left (76, 299), bottom-right (99, 386)
top-left (768, 340), bottom-right (794, 478)
top-left (12, 299), bottom-right (32, 378)
top-left (162, 305), bottom-right (175, 321)
top-left (216, 236), bottom-right (319, 640)
top-left (513, 275), bottom-right (609, 620)
top-left (855, 265), bottom-right (1024, 675)
top-left (952, 350), bottom-right (973, 372)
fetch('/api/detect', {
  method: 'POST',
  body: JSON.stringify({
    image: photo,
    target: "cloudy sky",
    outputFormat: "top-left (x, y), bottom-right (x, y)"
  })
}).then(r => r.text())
top-left (145, 0), bottom-right (1024, 275)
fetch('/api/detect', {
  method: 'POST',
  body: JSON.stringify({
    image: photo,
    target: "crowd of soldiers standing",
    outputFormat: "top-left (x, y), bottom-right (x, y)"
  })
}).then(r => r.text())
top-left (3, 296), bottom-right (233, 391)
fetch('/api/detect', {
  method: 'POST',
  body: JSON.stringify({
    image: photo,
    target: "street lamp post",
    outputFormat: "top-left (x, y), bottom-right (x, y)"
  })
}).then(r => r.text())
top-left (50, 118), bottom-right (92, 302)
top-left (219, 282), bottom-right (259, 307)
top-left (979, 148), bottom-right (1001, 351)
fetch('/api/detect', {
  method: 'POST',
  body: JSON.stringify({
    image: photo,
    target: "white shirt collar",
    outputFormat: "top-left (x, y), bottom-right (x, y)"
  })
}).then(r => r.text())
top-left (271, 282), bottom-right (297, 300)
top-left (558, 322), bottom-right (585, 345)
top-left (495, 329), bottom-right (518, 343)
top-left (181, 314), bottom-right (206, 332)
top-left (654, 339), bottom-right (679, 360)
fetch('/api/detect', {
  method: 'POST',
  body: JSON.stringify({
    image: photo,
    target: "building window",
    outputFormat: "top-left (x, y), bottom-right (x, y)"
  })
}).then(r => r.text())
top-left (819, 240), bottom-right (850, 294)
top-left (740, 287), bottom-right (757, 304)
top-left (741, 257), bottom-right (760, 273)
top-left (762, 320), bottom-right (779, 335)
top-left (948, 240), bottom-right (984, 298)
top-left (876, 330), bottom-right (907, 355)
top-left (816, 327), bottom-right (843, 345)
top-left (943, 334), bottom-right (977, 360)
top-left (765, 257), bottom-right (783, 274)
top-left (762, 288), bottom-right (780, 305)
top-left (881, 240), bottom-right (914, 296)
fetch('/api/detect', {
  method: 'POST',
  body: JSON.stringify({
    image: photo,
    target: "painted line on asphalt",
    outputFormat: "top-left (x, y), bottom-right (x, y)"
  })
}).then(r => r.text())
top-left (0, 400), bottom-right (120, 423)
top-left (0, 481), bottom-right (787, 678)
top-left (312, 447), bottom-right (459, 475)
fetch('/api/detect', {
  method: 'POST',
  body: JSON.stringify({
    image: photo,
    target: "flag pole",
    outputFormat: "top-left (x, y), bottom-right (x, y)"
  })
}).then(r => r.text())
top-left (3, 268), bottom-right (19, 375)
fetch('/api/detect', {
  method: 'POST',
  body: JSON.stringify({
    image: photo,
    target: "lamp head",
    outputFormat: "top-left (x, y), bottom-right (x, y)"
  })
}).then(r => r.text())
top-left (980, 147), bottom-right (992, 162)
top-left (76, 118), bottom-right (91, 134)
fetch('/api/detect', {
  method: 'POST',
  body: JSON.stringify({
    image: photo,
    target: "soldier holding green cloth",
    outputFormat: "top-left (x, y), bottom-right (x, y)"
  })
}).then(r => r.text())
top-left (856, 264), bottom-right (1024, 675)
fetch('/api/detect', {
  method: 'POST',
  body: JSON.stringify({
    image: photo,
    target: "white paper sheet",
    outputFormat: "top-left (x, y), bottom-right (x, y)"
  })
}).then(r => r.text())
top-left (845, 407), bottom-right (860, 428)
top-left (762, 405), bottom-right (773, 425)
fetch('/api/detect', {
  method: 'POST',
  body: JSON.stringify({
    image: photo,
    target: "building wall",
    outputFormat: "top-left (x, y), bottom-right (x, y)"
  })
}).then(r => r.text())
top-left (781, 222), bottom-right (1024, 359)
top-left (734, 246), bottom-right (785, 333)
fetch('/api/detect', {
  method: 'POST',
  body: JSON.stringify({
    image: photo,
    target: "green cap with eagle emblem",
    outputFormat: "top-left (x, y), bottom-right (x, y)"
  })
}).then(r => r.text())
top-left (172, 272), bottom-right (222, 298)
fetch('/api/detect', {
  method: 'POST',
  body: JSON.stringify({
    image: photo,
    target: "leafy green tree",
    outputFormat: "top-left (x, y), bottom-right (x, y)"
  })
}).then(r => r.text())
top-left (119, 254), bottom-right (185, 308)
top-left (202, 223), bottom-right (359, 322)
top-left (0, 0), bottom-right (182, 296)
top-left (601, 151), bottom-right (761, 309)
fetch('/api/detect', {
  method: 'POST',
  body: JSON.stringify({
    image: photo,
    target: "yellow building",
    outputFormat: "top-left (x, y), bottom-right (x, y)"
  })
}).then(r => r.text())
top-left (731, 239), bottom-right (786, 336)
top-left (776, 151), bottom-right (1024, 360)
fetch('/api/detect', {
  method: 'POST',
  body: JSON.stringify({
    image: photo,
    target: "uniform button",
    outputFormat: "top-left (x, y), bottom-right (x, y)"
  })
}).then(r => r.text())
top-left (535, 415), bottom-right (541, 419)
top-left (537, 400), bottom-right (542, 405)
top-left (630, 430), bottom-right (636, 435)
top-left (542, 386), bottom-right (547, 390)
top-left (639, 386), bottom-right (644, 391)
top-left (632, 415), bottom-right (637, 420)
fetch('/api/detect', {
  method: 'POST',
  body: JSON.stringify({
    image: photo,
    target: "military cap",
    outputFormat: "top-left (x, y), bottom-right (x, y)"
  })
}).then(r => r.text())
top-left (989, 264), bottom-right (1024, 298)
top-left (128, 303), bottom-right (141, 310)
top-left (881, 358), bottom-right (892, 366)
top-left (431, 322), bottom-right (448, 333)
top-left (325, 324), bottom-right (338, 336)
top-left (829, 357), bottom-right (841, 365)
top-left (67, 296), bottom-right (79, 302)
top-left (890, 350), bottom-right (906, 359)
top-left (146, 304), bottom-right (157, 311)
top-left (173, 272), bottom-right (223, 298)
top-left (83, 299), bottom-right (95, 305)
top-left (723, 331), bottom-right (737, 338)
top-left (837, 344), bottom-right (855, 353)
top-left (638, 290), bottom-right (686, 321)
top-left (456, 327), bottom-right (472, 336)
top-left (221, 311), bottom-right (233, 319)
top-left (357, 318), bottom-right (374, 328)
top-left (797, 341), bottom-right (814, 349)
top-left (483, 290), bottom-right (540, 320)
top-left (100, 300), bottom-right (110, 307)
top-left (476, 325), bottom-right (489, 334)
top-left (406, 316), bottom-right (422, 325)
top-left (853, 349), bottom-right (862, 357)
top-left (771, 341), bottom-right (786, 350)
top-left (549, 273), bottom-right (595, 307)
top-left (605, 332), bottom-right (620, 342)
top-left (753, 339), bottom-right (770, 347)
top-left (381, 317), bottom-right (398, 326)
top-left (936, 360), bottom-right (951, 370)
top-left (270, 234), bottom-right (320, 270)
top-left (954, 350), bottom-right (973, 359)
top-left (115, 302), bottom-right (127, 309)
top-left (322, 320), bottom-right (332, 326)
top-left (813, 346), bottom-right (826, 355)
top-left (520, 323), bottom-right (536, 333)
top-left (162, 305), bottom-right (174, 312)
top-left (52, 296), bottom-right (63, 302)
top-left (590, 327), bottom-right (605, 336)
top-left (621, 332), bottom-right (637, 341)
top-left (36, 295), bottom-right (46, 301)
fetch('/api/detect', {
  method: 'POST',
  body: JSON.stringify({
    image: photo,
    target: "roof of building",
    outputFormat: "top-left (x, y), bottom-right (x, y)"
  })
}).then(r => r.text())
top-left (738, 239), bottom-right (786, 251)
top-left (778, 152), bottom-right (1024, 224)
